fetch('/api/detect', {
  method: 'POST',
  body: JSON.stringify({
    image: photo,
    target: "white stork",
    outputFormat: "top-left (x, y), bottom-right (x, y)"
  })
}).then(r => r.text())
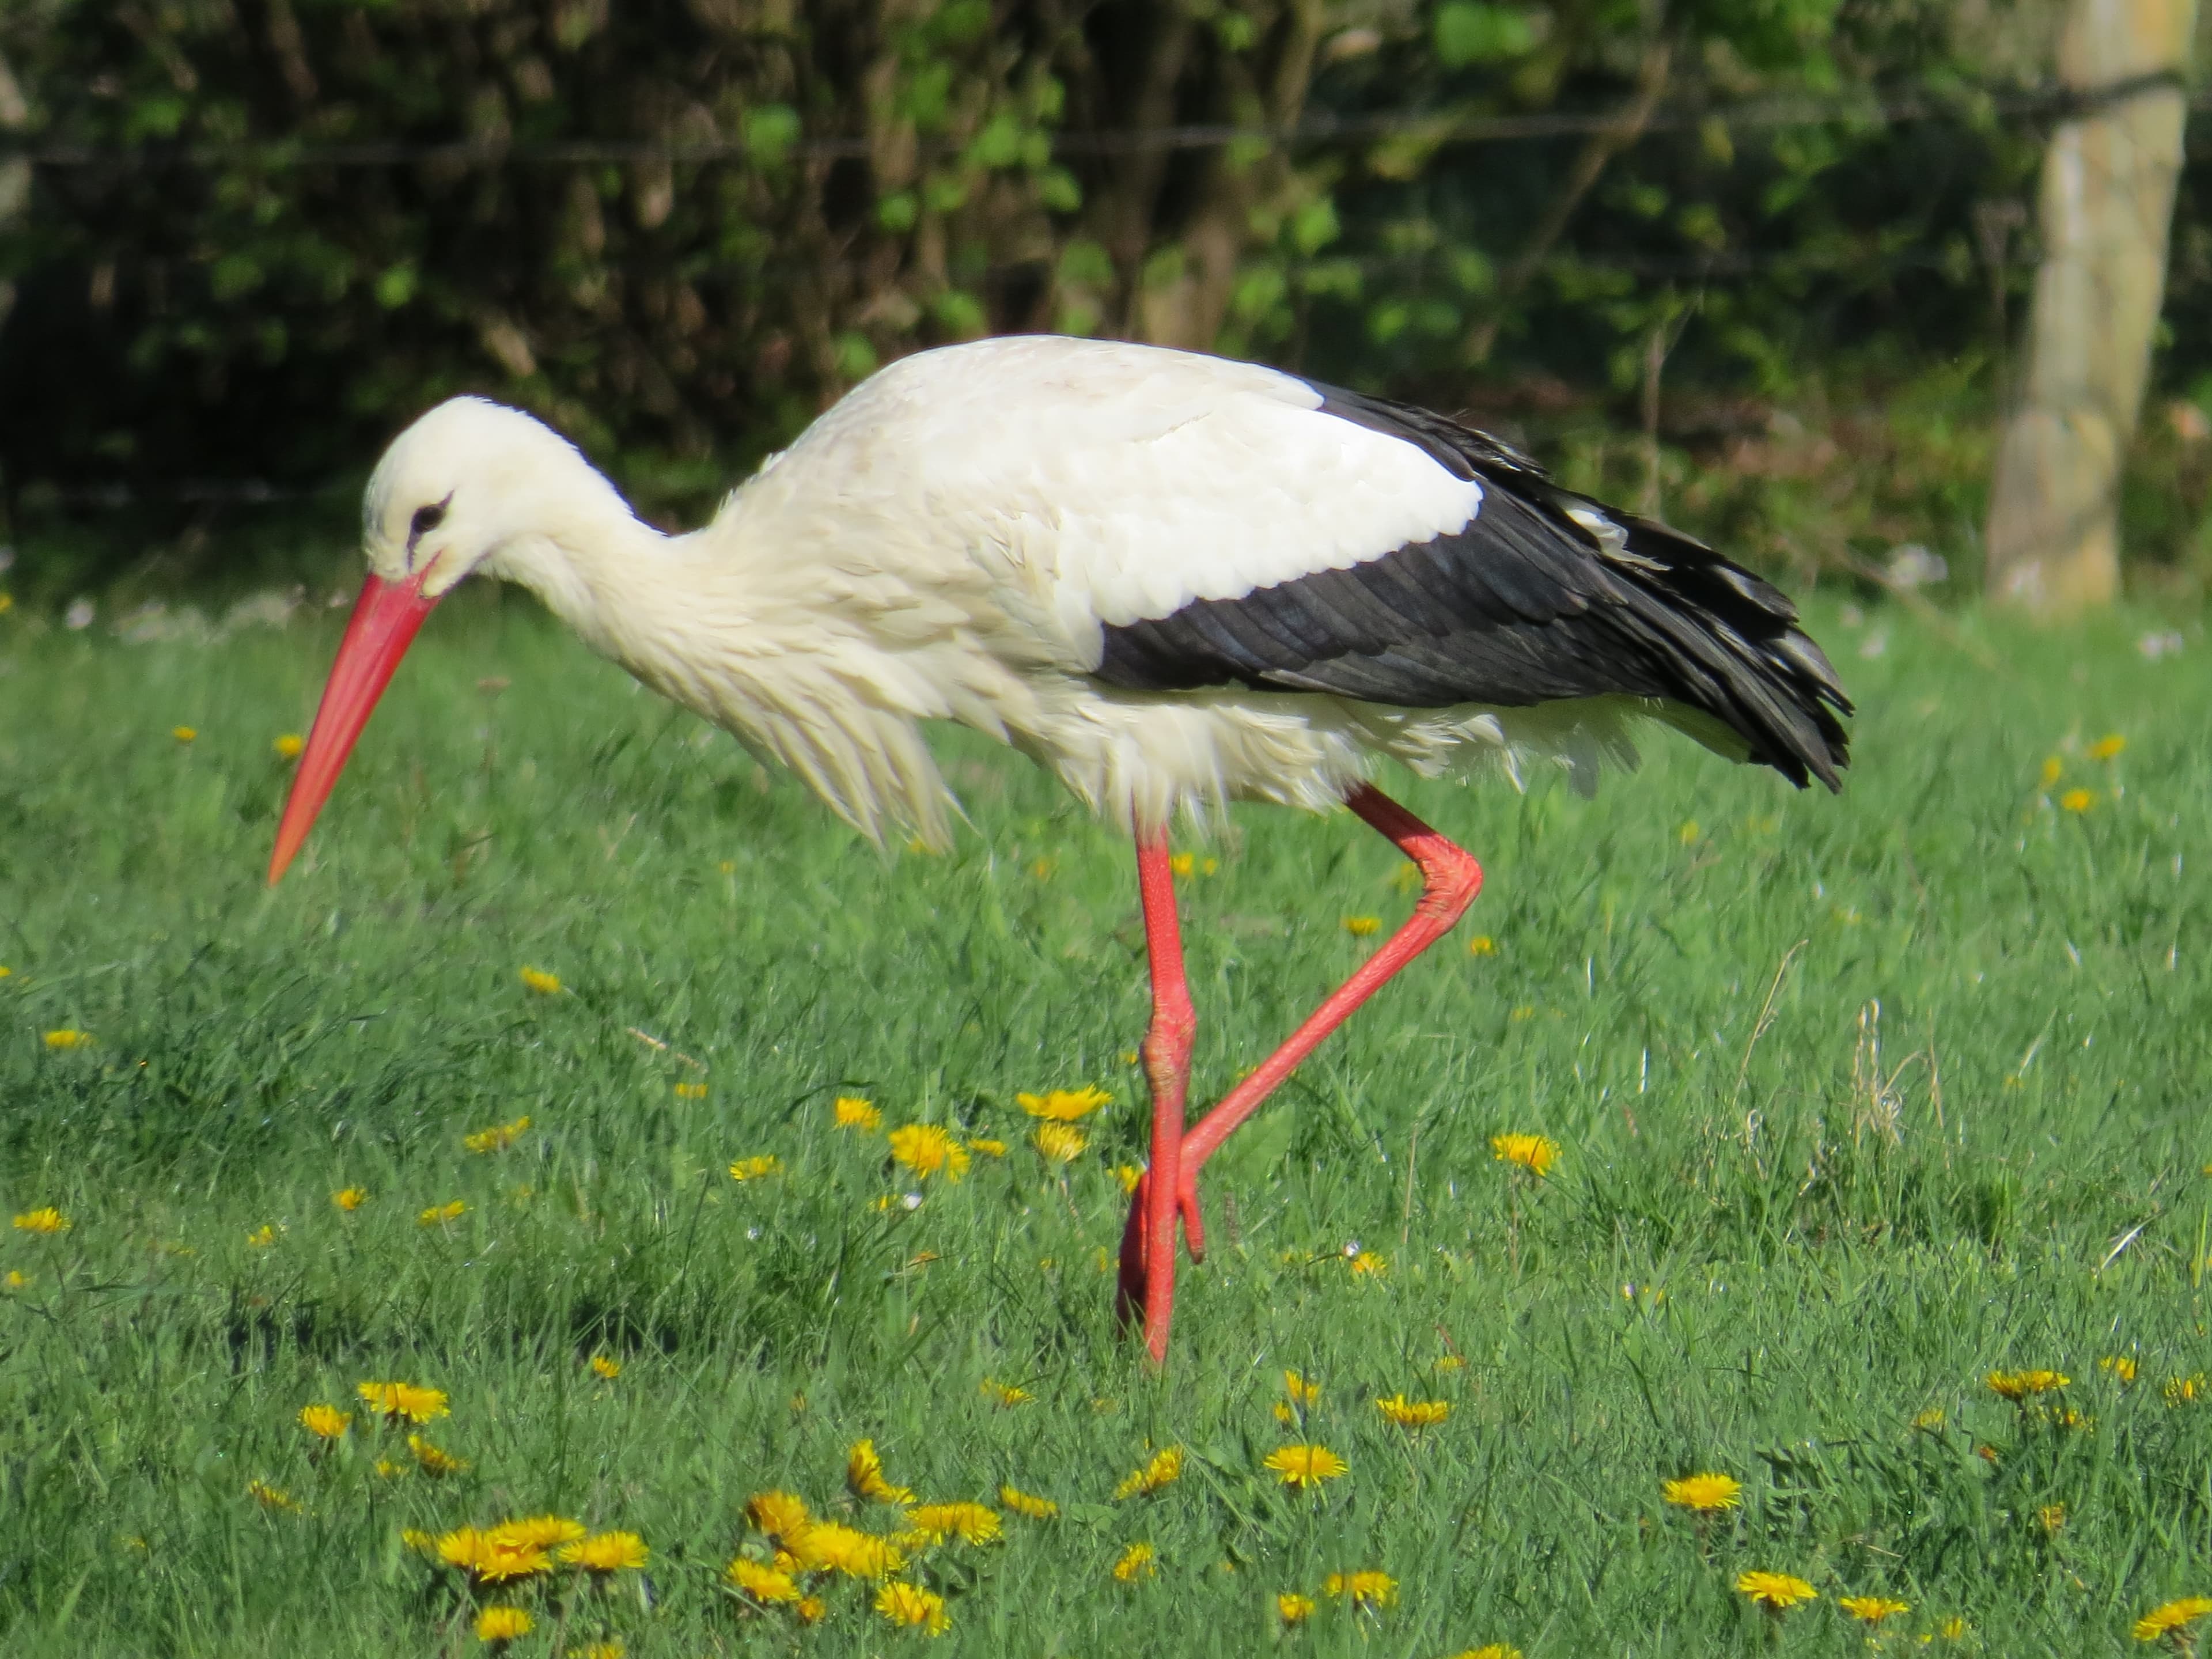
top-left (266, 334), bottom-right (1851, 1365)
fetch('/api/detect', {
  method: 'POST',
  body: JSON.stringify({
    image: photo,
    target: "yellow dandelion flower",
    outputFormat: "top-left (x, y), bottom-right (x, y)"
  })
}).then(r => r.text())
top-left (2038, 1503), bottom-right (2067, 1532)
top-left (903, 1502), bottom-right (1001, 1545)
top-left (999, 1484), bottom-right (1058, 1520)
top-left (407, 1433), bottom-right (468, 1476)
top-left (2089, 733), bottom-right (2127, 760)
top-left (1445, 1649), bottom-right (1523, 1659)
top-left (835, 1096), bottom-right (883, 1132)
top-left (245, 1224), bottom-right (279, 1248)
top-left (1116, 1163), bottom-right (1142, 1194)
top-left (357, 1380), bottom-right (449, 1424)
top-left (980, 1378), bottom-right (1031, 1407)
top-left (887, 1124), bottom-right (969, 1183)
top-left (849, 1438), bottom-right (916, 1504)
top-left (876, 1580), bottom-right (950, 1633)
top-left (2101, 1355), bottom-right (2139, 1383)
top-left (41, 1030), bottom-right (89, 1050)
top-left (747, 1490), bottom-right (810, 1543)
top-left (1022, 1084), bottom-right (1123, 1123)
top-left (1438, 1354), bottom-right (1465, 1371)
top-left (1017, 1085), bottom-right (1113, 1121)
top-left (559, 1532), bottom-right (648, 1572)
top-left (2059, 787), bottom-right (2095, 812)
top-left (172, 726), bottom-right (197, 743)
top-left (1349, 1250), bottom-right (1387, 1277)
top-left (1468, 934), bottom-right (1497, 956)
top-left (1912, 1407), bottom-right (1946, 1431)
top-left (1032, 1123), bottom-right (1087, 1164)
top-left (518, 966), bottom-right (562, 994)
top-left (1263, 1444), bottom-right (1348, 1490)
top-left (2134, 1597), bottom-right (2212, 1642)
top-left (332, 1187), bottom-right (368, 1211)
top-left (2040, 754), bottom-right (2064, 787)
top-left (1490, 1133), bottom-right (1559, 1176)
top-left (418, 1200), bottom-right (467, 1226)
top-left (402, 1528), bottom-right (438, 1555)
top-left (2167, 1374), bottom-right (2207, 1405)
top-left (274, 733), bottom-right (305, 760)
top-left (1112, 1542), bottom-right (1156, 1582)
top-left (2, 1270), bottom-right (29, 1292)
top-left (248, 1478), bottom-right (297, 1512)
top-left (499, 1517), bottom-right (587, 1551)
top-left (589, 1353), bottom-right (622, 1379)
top-left (1114, 1446), bottom-right (1183, 1499)
top-left (1375, 1393), bottom-right (1450, 1428)
top-left (668, 1079), bottom-right (708, 1100)
top-left (728, 1156), bottom-right (782, 1182)
top-left (728, 1555), bottom-right (801, 1603)
top-left (1342, 915), bottom-right (1382, 937)
top-left (374, 1459), bottom-right (405, 1478)
top-left (438, 1528), bottom-right (554, 1585)
top-left (1323, 1570), bottom-right (1396, 1608)
top-left (474, 1605), bottom-right (533, 1645)
top-left (13, 1207), bottom-right (69, 1234)
top-left (1278, 1593), bottom-right (1315, 1624)
top-left (1987, 1369), bottom-right (2069, 1400)
top-left (464, 1115), bottom-right (532, 1154)
top-left (1284, 1369), bottom-right (1321, 1407)
top-left (1168, 851), bottom-right (1195, 876)
top-left (572, 1645), bottom-right (627, 1659)
top-left (1734, 1570), bottom-right (1817, 1611)
top-left (1660, 1472), bottom-right (1742, 1513)
top-left (967, 1137), bottom-right (1006, 1157)
top-left (297, 1404), bottom-right (351, 1440)
top-left (789, 1521), bottom-right (904, 1579)
top-left (796, 1595), bottom-right (826, 1624)
top-left (1838, 1596), bottom-right (1910, 1625)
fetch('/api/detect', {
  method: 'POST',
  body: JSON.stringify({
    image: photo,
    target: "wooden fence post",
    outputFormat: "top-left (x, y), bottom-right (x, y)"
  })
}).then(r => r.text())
top-left (1985, 0), bottom-right (2197, 615)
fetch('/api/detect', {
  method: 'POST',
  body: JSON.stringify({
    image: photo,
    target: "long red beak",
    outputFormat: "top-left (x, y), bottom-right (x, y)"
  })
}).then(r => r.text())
top-left (267, 572), bottom-right (442, 885)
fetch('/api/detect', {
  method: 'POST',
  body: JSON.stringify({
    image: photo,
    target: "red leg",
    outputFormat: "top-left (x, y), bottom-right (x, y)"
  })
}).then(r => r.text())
top-left (1174, 784), bottom-right (1482, 1227)
top-left (1114, 832), bottom-right (1196, 1366)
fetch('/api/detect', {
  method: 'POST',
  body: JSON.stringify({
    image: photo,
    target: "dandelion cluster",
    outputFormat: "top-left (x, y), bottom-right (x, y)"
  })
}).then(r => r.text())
top-left (13, 1207), bottom-right (69, 1234)
top-left (1112, 1541), bottom-right (1156, 1581)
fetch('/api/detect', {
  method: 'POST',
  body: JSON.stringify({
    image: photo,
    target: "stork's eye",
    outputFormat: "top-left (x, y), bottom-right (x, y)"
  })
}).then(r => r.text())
top-left (408, 501), bottom-right (447, 543)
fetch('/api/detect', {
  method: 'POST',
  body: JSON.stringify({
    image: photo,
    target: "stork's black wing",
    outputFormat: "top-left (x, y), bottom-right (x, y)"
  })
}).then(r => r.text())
top-left (1090, 381), bottom-right (1853, 790)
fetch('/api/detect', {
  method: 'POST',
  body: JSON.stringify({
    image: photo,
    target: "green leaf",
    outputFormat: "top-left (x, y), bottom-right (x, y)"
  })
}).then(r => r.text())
top-left (832, 332), bottom-right (879, 380)
top-left (1290, 197), bottom-right (1340, 256)
top-left (931, 289), bottom-right (988, 338)
top-left (373, 264), bottom-right (418, 309)
top-left (967, 113), bottom-right (1024, 171)
top-left (876, 192), bottom-right (919, 233)
top-left (743, 105), bottom-right (802, 167)
top-left (1058, 240), bottom-right (1115, 290)
top-left (1036, 168), bottom-right (1082, 214)
top-left (1433, 3), bottom-right (1535, 69)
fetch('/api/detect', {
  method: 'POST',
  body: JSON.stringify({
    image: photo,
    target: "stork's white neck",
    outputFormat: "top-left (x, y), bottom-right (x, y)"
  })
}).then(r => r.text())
top-left (477, 450), bottom-right (673, 662)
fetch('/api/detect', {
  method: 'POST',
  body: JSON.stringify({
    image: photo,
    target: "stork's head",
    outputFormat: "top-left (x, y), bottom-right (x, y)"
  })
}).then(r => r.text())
top-left (267, 397), bottom-right (608, 884)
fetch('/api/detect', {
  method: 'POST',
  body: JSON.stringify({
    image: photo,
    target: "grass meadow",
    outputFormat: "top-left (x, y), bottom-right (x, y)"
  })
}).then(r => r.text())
top-left (2, 587), bottom-right (2210, 1657)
